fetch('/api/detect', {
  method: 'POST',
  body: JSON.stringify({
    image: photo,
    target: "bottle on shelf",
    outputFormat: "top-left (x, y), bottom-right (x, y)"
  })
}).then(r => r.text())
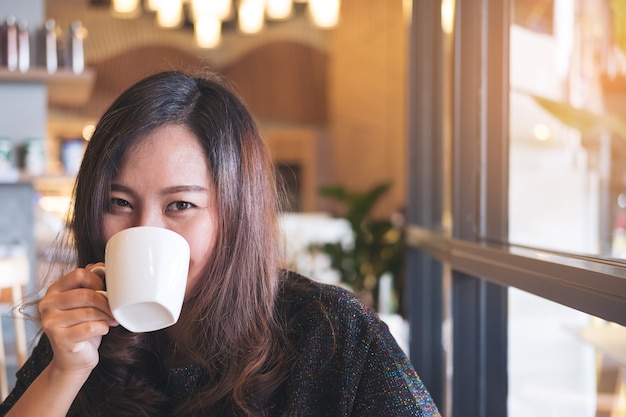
top-left (67, 21), bottom-right (86, 74)
top-left (34, 19), bottom-right (59, 74)
top-left (17, 20), bottom-right (29, 73)
top-left (4, 16), bottom-right (18, 71)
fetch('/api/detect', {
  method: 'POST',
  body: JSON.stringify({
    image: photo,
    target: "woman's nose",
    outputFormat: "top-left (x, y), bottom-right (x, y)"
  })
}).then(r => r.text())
top-left (134, 208), bottom-right (166, 229)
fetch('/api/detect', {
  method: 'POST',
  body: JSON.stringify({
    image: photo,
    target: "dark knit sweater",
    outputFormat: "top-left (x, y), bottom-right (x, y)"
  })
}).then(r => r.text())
top-left (0, 273), bottom-right (440, 416)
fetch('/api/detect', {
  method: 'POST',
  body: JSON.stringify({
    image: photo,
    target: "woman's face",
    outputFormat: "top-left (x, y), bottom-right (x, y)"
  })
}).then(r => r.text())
top-left (102, 124), bottom-right (218, 298)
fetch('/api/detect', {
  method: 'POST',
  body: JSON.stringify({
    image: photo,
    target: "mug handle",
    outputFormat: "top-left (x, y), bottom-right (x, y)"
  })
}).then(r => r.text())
top-left (89, 265), bottom-right (108, 299)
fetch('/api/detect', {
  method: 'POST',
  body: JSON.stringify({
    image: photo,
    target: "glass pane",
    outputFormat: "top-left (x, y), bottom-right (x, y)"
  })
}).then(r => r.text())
top-left (509, 288), bottom-right (626, 417)
top-left (509, 0), bottom-right (626, 258)
top-left (509, 1), bottom-right (626, 416)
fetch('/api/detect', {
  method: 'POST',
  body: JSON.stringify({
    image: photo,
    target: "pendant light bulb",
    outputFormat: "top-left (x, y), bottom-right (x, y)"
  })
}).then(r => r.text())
top-left (309, 0), bottom-right (340, 28)
top-left (191, 0), bottom-right (232, 22)
top-left (195, 15), bottom-right (222, 48)
top-left (111, 0), bottom-right (141, 19)
top-left (267, 0), bottom-right (293, 20)
top-left (156, 0), bottom-right (184, 28)
top-left (239, 0), bottom-right (266, 34)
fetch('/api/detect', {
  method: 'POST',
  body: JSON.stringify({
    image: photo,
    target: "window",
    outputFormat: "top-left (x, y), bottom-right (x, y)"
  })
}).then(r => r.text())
top-left (406, 1), bottom-right (626, 416)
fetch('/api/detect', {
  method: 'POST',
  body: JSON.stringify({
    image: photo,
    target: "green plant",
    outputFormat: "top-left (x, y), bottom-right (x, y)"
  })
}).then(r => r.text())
top-left (309, 182), bottom-right (406, 315)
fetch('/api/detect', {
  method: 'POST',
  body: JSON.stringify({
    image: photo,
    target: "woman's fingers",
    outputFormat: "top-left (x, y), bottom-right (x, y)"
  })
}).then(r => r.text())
top-left (40, 289), bottom-right (118, 329)
top-left (43, 266), bottom-right (117, 322)
top-left (44, 318), bottom-right (111, 355)
top-left (40, 266), bottom-right (116, 323)
top-left (46, 267), bottom-right (105, 294)
top-left (41, 286), bottom-right (108, 314)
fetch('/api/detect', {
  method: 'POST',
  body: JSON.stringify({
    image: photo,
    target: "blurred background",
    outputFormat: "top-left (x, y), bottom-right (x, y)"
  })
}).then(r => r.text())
top-left (1, 1), bottom-right (625, 416)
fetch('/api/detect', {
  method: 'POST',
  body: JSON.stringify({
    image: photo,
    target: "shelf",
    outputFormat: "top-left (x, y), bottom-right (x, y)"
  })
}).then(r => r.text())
top-left (32, 174), bottom-right (76, 196)
top-left (0, 67), bottom-right (96, 107)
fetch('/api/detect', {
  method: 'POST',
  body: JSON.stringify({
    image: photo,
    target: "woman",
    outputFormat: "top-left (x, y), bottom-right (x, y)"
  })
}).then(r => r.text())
top-left (0, 71), bottom-right (440, 416)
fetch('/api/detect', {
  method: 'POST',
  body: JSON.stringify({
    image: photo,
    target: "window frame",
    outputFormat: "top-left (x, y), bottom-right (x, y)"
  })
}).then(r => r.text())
top-left (406, 0), bottom-right (626, 416)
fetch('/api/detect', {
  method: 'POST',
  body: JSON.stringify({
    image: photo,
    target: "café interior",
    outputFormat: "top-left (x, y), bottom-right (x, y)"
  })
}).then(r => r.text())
top-left (0, 0), bottom-right (625, 416)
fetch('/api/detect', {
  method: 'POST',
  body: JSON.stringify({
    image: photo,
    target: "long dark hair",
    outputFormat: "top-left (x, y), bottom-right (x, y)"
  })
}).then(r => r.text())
top-left (69, 70), bottom-right (292, 416)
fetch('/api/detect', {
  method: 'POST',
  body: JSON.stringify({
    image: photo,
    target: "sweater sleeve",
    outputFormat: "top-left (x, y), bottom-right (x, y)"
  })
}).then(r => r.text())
top-left (285, 277), bottom-right (441, 417)
top-left (350, 318), bottom-right (441, 417)
top-left (0, 334), bottom-right (53, 416)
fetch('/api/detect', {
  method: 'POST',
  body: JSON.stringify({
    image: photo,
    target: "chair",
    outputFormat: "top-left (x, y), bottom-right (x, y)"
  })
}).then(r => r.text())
top-left (0, 255), bottom-right (29, 400)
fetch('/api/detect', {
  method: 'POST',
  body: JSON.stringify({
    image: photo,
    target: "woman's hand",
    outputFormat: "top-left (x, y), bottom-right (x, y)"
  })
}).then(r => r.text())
top-left (38, 263), bottom-right (118, 377)
top-left (4, 264), bottom-right (118, 417)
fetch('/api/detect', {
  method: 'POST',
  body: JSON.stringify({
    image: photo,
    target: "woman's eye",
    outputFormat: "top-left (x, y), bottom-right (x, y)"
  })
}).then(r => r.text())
top-left (111, 198), bottom-right (131, 208)
top-left (168, 201), bottom-right (194, 211)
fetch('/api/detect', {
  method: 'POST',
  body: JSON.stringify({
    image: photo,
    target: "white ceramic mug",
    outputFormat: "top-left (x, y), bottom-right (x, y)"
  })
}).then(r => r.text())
top-left (92, 226), bottom-right (190, 333)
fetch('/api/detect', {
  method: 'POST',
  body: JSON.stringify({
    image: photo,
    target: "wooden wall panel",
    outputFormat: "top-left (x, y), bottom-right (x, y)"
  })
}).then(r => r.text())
top-left (328, 0), bottom-right (408, 217)
top-left (222, 41), bottom-right (327, 125)
top-left (60, 41), bottom-right (328, 126)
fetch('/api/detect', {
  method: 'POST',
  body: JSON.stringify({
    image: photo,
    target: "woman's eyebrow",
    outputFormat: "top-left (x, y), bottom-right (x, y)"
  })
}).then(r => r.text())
top-left (110, 184), bottom-right (208, 195)
top-left (161, 185), bottom-right (209, 194)
top-left (110, 183), bottom-right (134, 194)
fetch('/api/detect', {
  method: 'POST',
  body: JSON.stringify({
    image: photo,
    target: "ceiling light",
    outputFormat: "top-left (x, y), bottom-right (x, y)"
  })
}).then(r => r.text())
top-left (195, 15), bottom-right (222, 48)
top-left (108, 0), bottom-right (340, 46)
top-left (239, 0), bottom-right (266, 34)
top-left (191, 0), bottom-right (232, 22)
top-left (111, 0), bottom-right (141, 18)
top-left (156, 0), bottom-right (183, 28)
top-left (309, 0), bottom-right (340, 29)
top-left (145, 0), bottom-right (161, 12)
top-left (267, 0), bottom-right (293, 20)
